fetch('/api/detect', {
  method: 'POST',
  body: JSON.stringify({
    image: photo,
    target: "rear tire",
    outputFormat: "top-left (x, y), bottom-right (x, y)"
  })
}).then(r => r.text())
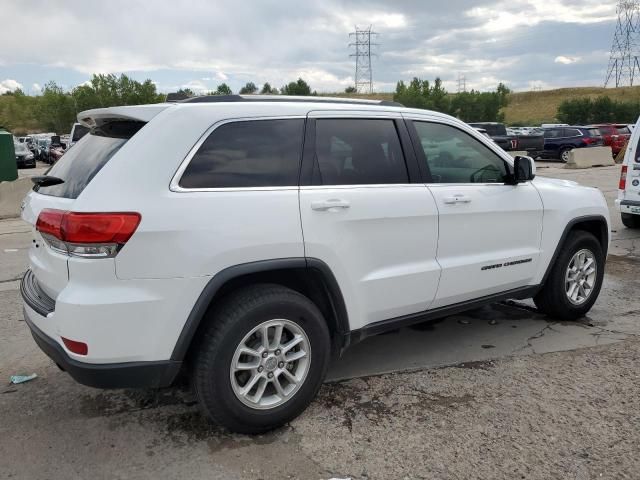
top-left (191, 284), bottom-right (330, 434)
top-left (559, 147), bottom-right (572, 162)
top-left (534, 231), bottom-right (604, 320)
top-left (621, 213), bottom-right (640, 229)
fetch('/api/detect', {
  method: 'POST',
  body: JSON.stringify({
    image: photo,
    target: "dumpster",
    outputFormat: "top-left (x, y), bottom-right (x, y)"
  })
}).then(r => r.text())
top-left (0, 126), bottom-right (18, 182)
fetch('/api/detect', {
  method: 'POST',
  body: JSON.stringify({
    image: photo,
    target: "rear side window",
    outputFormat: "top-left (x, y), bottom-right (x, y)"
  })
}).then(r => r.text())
top-left (564, 128), bottom-right (581, 137)
top-left (179, 119), bottom-right (304, 189)
top-left (35, 120), bottom-right (144, 199)
top-left (617, 126), bottom-right (631, 135)
top-left (312, 119), bottom-right (408, 185)
top-left (544, 129), bottom-right (560, 138)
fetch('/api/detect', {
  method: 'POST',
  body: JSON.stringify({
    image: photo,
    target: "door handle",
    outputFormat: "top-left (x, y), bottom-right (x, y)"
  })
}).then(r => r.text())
top-left (443, 195), bottom-right (472, 205)
top-left (311, 199), bottom-right (351, 211)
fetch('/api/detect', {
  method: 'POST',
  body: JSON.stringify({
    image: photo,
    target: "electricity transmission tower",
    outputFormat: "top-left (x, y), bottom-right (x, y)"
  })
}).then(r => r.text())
top-left (604, 0), bottom-right (640, 87)
top-left (457, 73), bottom-right (467, 93)
top-left (349, 26), bottom-right (378, 93)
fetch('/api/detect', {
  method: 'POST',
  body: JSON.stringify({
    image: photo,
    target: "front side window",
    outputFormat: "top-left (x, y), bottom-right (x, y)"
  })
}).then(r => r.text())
top-left (180, 119), bottom-right (304, 189)
top-left (412, 121), bottom-right (508, 184)
top-left (313, 118), bottom-right (408, 185)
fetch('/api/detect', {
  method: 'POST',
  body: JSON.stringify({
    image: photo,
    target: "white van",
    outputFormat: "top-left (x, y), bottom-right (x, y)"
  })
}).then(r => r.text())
top-left (616, 116), bottom-right (640, 228)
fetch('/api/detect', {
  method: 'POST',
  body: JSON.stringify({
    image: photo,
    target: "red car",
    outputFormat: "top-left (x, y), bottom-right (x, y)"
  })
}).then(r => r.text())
top-left (47, 135), bottom-right (66, 164)
top-left (591, 124), bottom-right (632, 157)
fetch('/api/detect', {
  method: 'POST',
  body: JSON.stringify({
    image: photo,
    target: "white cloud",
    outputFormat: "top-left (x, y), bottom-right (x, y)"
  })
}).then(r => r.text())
top-left (555, 55), bottom-right (580, 65)
top-left (31, 83), bottom-right (41, 92)
top-left (0, 79), bottom-right (23, 94)
top-left (468, 0), bottom-right (616, 33)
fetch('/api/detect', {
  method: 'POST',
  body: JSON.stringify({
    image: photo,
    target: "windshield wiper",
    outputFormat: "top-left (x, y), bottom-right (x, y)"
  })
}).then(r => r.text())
top-left (31, 175), bottom-right (64, 187)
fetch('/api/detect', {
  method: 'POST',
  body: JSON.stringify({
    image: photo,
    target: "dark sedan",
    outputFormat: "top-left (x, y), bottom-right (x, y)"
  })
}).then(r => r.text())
top-left (14, 141), bottom-right (36, 168)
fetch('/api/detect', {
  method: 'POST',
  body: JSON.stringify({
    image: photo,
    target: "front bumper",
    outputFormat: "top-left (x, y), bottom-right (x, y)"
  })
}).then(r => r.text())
top-left (21, 270), bottom-right (182, 389)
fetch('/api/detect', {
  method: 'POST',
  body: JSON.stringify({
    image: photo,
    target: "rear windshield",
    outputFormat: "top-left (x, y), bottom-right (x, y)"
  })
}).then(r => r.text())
top-left (35, 120), bottom-right (144, 199)
top-left (72, 124), bottom-right (90, 141)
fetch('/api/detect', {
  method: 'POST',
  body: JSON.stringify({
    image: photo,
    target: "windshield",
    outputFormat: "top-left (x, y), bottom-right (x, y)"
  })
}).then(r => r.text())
top-left (14, 142), bottom-right (29, 154)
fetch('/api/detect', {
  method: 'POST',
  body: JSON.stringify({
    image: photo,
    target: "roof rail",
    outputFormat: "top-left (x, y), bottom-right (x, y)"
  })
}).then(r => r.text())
top-left (175, 94), bottom-right (404, 107)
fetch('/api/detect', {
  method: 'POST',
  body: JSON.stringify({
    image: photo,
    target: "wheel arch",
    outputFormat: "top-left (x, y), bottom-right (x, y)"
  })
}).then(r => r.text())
top-left (541, 215), bottom-right (609, 285)
top-left (170, 258), bottom-right (350, 361)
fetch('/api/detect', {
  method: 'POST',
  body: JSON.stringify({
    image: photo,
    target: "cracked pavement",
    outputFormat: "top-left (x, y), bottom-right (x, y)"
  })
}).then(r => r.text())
top-left (1, 163), bottom-right (640, 479)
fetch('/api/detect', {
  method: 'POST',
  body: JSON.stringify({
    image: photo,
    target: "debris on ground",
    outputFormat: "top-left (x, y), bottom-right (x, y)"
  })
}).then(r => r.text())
top-left (10, 373), bottom-right (37, 384)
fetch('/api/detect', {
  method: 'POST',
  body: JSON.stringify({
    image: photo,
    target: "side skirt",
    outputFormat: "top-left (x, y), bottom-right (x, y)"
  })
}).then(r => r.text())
top-left (341, 285), bottom-right (540, 353)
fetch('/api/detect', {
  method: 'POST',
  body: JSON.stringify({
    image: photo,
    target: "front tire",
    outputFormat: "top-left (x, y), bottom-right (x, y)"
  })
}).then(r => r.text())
top-left (534, 231), bottom-right (604, 320)
top-left (621, 213), bottom-right (640, 229)
top-left (191, 284), bottom-right (330, 434)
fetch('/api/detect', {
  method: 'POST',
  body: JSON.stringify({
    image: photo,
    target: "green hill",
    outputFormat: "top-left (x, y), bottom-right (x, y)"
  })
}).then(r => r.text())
top-left (503, 86), bottom-right (640, 125)
top-left (327, 86), bottom-right (640, 126)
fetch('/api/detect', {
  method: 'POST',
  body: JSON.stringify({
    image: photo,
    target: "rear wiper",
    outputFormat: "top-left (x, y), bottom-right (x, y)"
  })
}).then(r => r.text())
top-left (31, 175), bottom-right (64, 187)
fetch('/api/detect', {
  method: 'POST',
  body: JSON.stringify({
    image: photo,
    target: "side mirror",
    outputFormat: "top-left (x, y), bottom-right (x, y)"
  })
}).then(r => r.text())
top-left (513, 155), bottom-right (536, 183)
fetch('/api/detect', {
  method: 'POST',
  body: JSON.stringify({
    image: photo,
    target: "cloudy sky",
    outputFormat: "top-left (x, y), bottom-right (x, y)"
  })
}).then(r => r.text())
top-left (0, 0), bottom-right (619, 95)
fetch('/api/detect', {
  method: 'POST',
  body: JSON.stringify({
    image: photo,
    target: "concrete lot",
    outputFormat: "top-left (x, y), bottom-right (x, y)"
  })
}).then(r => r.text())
top-left (1, 162), bottom-right (639, 479)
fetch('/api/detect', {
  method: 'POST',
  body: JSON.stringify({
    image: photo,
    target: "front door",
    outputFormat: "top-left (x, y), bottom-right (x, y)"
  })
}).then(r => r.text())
top-left (406, 117), bottom-right (544, 308)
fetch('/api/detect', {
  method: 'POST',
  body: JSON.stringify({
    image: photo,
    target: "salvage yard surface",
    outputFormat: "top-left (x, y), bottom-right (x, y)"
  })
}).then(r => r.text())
top-left (1, 163), bottom-right (640, 479)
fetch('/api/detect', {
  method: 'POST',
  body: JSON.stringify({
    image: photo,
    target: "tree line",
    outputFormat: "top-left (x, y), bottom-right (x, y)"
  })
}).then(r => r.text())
top-left (557, 96), bottom-right (640, 125)
top-left (393, 78), bottom-right (511, 123)
top-left (0, 74), bottom-right (317, 134)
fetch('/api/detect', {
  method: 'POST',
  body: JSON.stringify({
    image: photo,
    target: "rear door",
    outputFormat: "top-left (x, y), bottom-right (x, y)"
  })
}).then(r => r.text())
top-left (299, 111), bottom-right (441, 330)
top-left (405, 116), bottom-right (544, 308)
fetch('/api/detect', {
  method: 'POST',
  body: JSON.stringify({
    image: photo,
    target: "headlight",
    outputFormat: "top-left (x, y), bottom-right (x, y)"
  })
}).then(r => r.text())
top-left (26, 153), bottom-right (34, 160)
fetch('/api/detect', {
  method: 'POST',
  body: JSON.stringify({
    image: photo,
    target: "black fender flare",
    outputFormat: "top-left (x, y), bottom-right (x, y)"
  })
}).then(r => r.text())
top-left (540, 214), bottom-right (609, 286)
top-left (170, 257), bottom-right (349, 360)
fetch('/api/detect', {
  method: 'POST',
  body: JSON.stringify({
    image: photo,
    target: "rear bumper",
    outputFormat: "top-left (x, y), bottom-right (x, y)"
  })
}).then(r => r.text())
top-left (21, 270), bottom-right (182, 389)
top-left (24, 312), bottom-right (182, 388)
top-left (617, 199), bottom-right (640, 215)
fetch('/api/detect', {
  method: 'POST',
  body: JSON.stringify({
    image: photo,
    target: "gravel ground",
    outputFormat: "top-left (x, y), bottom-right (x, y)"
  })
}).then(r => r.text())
top-left (2, 164), bottom-right (640, 479)
top-left (2, 328), bottom-right (639, 479)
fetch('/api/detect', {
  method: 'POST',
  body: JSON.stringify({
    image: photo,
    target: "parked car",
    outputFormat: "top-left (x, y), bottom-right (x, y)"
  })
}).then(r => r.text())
top-left (68, 122), bottom-right (90, 149)
top-left (35, 137), bottom-right (51, 162)
top-left (21, 96), bottom-right (610, 434)
top-left (468, 122), bottom-right (517, 151)
top-left (473, 127), bottom-right (494, 141)
top-left (13, 139), bottom-right (36, 168)
top-left (591, 124), bottom-right (631, 157)
top-left (617, 116), bottom-right (640, 228)
top-left (47, 135), bottom-right (65, 164)
top-left (468, 122), bottom-right (543, 158)
top-left (542, 126), bottom-right (603, 161)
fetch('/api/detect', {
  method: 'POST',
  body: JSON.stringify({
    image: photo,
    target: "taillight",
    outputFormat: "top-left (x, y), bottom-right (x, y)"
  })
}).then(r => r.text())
top-left (584, 137), bottom-right (596, 145)
top-left (61, 337), bottom-right (88, 355)
top-left (619, 165), bottom-right (628, 190)
top-left (36, 209), bottom-right (141, 258)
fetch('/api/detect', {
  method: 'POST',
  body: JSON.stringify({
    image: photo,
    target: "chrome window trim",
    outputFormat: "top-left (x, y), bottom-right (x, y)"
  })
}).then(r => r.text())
top-left (169, 115), bottom-right (306, 193)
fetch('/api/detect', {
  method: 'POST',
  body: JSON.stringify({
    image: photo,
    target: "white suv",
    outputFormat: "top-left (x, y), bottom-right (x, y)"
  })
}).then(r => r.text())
top-left (21, 96), bottom-right (610, 433)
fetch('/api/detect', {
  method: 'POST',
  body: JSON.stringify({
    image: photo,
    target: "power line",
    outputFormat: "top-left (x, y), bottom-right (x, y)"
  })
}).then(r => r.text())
top-left (605, 0), bottom-right (640, 87)
top-left (349, 25), bottom-right (378, 94)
